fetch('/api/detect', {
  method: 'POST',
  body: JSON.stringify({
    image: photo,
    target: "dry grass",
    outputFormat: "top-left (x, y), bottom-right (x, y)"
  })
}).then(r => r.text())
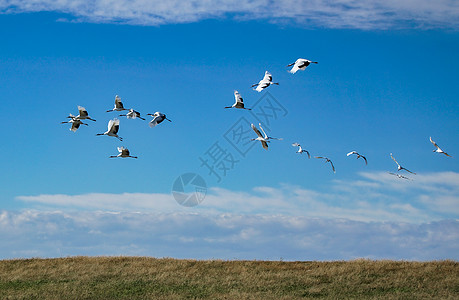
top-left (0, 257), bottom-right (458, 299)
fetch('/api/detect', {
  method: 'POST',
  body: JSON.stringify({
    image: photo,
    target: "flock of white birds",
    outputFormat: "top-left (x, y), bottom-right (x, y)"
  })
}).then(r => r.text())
top-left (223, 58), bottom-right (452, 178)
top-left (62, 57), bottom-right (452, 178)
top-left (61, 95), bottom-right (171, 159)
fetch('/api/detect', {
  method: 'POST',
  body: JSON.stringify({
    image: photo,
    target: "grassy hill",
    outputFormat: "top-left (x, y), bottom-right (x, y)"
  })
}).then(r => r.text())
top-left (0, 257), bottom-right (458, 299)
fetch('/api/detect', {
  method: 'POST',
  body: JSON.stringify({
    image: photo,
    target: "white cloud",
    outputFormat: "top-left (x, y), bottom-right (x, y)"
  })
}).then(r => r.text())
top-left (16, 171), bottom-right (459, 222)
top-left (0, 210), bottom-right (458, 260)
top-left (1, 0), bottom-right (459, 29)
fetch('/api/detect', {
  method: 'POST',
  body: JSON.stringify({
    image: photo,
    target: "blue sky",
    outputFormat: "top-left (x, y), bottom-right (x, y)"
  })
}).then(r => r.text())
top-left (1, 1), bottom-right (458, 260)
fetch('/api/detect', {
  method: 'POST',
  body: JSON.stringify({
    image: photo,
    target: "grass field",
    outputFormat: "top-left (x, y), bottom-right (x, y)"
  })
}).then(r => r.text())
top-left (0, 257), bottom-right (458, 299)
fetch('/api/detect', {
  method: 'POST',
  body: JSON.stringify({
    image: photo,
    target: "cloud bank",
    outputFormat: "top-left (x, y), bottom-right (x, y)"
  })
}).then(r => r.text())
top-left (1, 210), bottom-right (458, 260)
top-left (17, 171), bottom-right (459, 223)
top-left (1, 0), bottom-right (459, 29)
top-left (8, 172), bottom-right (459, 260)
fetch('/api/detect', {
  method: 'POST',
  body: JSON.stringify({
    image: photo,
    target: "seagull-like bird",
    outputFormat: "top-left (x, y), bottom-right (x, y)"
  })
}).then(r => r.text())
top-left (96, 118), bottom-right (123, 141)
top-left (315, 156), bottom-right (336, 173)
top-left (67, 106), bottom-right (96, 122)
top-left (61, 117), bottom-right (88, 132)
top-left (109, 147), bottom-right (137, 159)
top-left (388, 172), bottom-right (412, 180)
top-left (347, 151), bottom-right (367, 165)
top-left (225, 90), bottom-right (251, 110)
top-left (251, 71), bottom-right (279, 92)
top-left (292, 143), bottom-right (310, 158)
top-left (119, 109), bottom-right (145, 120)
top-left (250, 123), bottom-right (270, 150)
top-left (286, 58), bottom-right (318, 74)
top-left (430, 137), bottom-right (452, 157)
top-left (106, 95), bottom-right (128, 112)
top-left (147, 112), bottom-right (171, 128)
top-left (390, 153), bottom-right (415, 174)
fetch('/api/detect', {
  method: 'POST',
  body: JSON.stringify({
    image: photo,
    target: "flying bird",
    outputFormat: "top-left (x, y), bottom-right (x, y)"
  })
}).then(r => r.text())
top-left (347, 151), bottom-right (367, 165)
top-left (390, 153), bottom-right (416, 174)
top-left (119, 109), bottom-right (145, 120)
top-left (147, 112), bottom-right (172, 128)
top-left (225, 90), bottom-right (251, 110)
top-left (67, 106), bottom-right (96, 122)
top-left (286, 58), bottom-right (318, 74)
top-left (250, 123), bottom-right (270, 150)
top-left (109, 147), bottom-right (137, 159)
top-left (252, 71), bottom-right (279, 92)
top-left (96, 118), bottom-right (123, 141)
top-left (292, 143), bottom-right (310, 158)
top-left (430, 137), bottom-right (452, 157)
top-left (106, 95), bottom-right (128, 112)
top-left (61, 117), bottom-right (88, 132)
top-left (388, 172), bottom-right (412, 180)
top-left (315, 156), bottom-right (336, 173)
top-left (257, 123), bottom-right (282, 141)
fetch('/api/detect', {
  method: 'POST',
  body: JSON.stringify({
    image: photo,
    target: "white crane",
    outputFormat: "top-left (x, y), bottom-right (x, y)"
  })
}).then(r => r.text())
top-left (106, 95), bottom-right (128, 112)
top-left (109, 147), bottom-right (137, 159)
top-left (67, 106), bottom-right (96, 122)
top-left (96, 118), bottom-right (123, 141)
top-left (119, 109), bottom-right (145, 120)
top-left (315, 156), bottom-right (335, 173)
top-left (292, 143), bottom-right (310, 158)
top-left (286, 58), bottom-right (318, 74)
top-left (347, 151), bottom-right (367, 165)
top-left (250, 123), bottom-right (281, 150)
top-left (147, 112), bottom-right (172, 128)
top-left (61, 117), bottom-right (88, 132)
top-left (390, 153), bottom-right (416, 174)
top-left (430, 137), bottom-right (452, 157)
top-left (388, 172), bottom-right (412, 180)
top-left (225, 90), bottom-right (251, 110)
top-left (250, 123), bottom-right (270, 150)
top-left (251, 71), bottom-right (279, 92)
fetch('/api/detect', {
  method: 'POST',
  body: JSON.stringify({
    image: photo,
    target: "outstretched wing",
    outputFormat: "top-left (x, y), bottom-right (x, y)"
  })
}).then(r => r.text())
top-left (390, 153), bottom-right (401, 168)
top-left (251, 124), bottom-right (263, 138)
top-left (109, 119), bottom-right (120, 134)
top-left (78, 106), bottom-right (88, 117)
top-left (430, 136), bottom-right (439, 149)
top-left (347, 151), bottom-right (356, 156)
top-left (362, 155), bottom-right (368, 165)
top-left (263, 71), bottom-right (272, 82)
top-left (292, 143), bottom-right (300, 147)
top-left (115, 95), bottom-right (124, 109)
top-left (261, 141), bottom-right (268, 150)
top-left (329, 160), bottom-right (336, 173)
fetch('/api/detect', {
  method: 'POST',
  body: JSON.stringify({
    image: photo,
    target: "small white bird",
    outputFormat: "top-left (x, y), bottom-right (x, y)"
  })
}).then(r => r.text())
top-left (315, 156), bottom-right (335, 173)
top-left (251, 71), bottom-right (279, 92)
top-left (61, 117), bottom-right (88, 132)
top-left (67, 106), bottom-right (96, 122)
top-left (286, 58), bottom-right (318, 74)
top-left (292, 143), bottom-right (310, 158)
top-left (119, 109), bottom-right (145, 120)
top-left (250, 123), bottom-right (270, 150)
top-left (109, 147), bottom-right (137, 159)
top-left (147, 112), bottom-right (172, 128)
top-left (225, 90), bottom-right (251, 110)
top-left (430, 137), bottom-right (452, 157)
top-left (347, 151), bottom-right (367, 165)
top-left (390, 153), bottom-right (416, 174)
top-left (106, 95), bottom-right (128, 112)
top-left (388, 172), bottom-right (412, 180)
top-left (96, 118), bottom-right (123, 141)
